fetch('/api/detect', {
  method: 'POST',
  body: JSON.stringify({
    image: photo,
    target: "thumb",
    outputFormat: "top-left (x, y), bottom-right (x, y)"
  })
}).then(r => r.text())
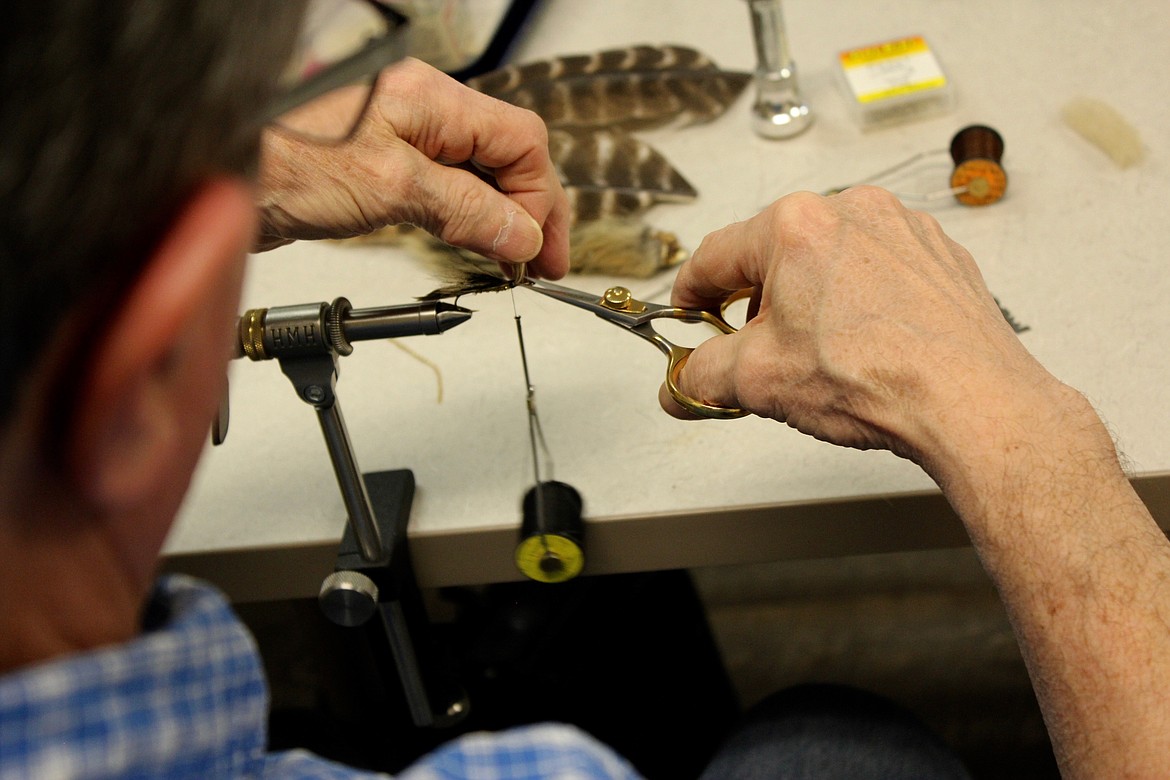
top-left (657, 332), bottom-right (744, 420)
top-left (417, 164), bottom-right (545, 263)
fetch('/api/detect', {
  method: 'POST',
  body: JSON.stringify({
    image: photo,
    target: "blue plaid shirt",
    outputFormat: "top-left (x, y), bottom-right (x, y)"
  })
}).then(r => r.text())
top-left (0, 575), bottom-right (641, 779)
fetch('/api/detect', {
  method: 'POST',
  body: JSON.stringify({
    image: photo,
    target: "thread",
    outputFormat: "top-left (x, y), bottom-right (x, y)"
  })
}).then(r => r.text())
top-left (950, 124), bottom-right (1004, 165)
top-left (521, 482), bottom-right (583, 545)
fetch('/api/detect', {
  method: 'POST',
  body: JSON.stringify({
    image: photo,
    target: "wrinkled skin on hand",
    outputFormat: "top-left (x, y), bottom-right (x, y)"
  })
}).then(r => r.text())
top-left (256, 58), bottom-right (570, 280)
top-left (661, 186), bottom-right (1055, 468)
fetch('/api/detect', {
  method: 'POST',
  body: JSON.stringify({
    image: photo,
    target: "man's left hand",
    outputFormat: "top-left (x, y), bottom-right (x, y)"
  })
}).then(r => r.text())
top-left (255, 58), bottom-right (570, 280)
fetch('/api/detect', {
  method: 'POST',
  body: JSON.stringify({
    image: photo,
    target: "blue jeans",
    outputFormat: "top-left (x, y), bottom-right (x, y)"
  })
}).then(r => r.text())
top-left (699, 684), bottom-right (972, 779)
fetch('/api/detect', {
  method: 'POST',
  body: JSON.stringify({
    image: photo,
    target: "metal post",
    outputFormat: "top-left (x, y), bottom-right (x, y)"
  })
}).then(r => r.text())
top-left (746, 0), bottom-right (813, 139)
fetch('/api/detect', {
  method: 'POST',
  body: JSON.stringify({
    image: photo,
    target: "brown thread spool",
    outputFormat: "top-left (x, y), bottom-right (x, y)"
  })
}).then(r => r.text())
top-left (949, 124), bottom-right (1007, 206)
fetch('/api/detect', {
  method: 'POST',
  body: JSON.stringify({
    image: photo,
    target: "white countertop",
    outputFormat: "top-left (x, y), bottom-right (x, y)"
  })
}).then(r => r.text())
top-left (165, 0), bottom-right (1170, 599)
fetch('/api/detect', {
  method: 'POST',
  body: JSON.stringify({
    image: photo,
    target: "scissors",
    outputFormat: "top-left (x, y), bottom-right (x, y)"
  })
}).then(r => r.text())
top-left (516, 277), bottom-right (750, 419)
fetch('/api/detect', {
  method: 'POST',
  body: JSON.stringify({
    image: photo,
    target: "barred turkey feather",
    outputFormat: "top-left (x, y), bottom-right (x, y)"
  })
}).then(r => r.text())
top-left (467, 45), bottom-right (720, 96)
top-left (466, 45), bottom-right (750, 131)
top-left (549, 128), bottom-right (697, 223)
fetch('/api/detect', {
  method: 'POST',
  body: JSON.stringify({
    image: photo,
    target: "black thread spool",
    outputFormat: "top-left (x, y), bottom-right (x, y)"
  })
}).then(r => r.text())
top-left (514, 481), bottom-right (585, 584)
top-left (949, 124), bottom-right (1007, 206)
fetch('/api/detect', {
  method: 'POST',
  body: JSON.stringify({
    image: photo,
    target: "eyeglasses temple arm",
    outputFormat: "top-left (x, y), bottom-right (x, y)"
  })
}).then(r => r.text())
top-left (263, 19), bottom-right (409, 123)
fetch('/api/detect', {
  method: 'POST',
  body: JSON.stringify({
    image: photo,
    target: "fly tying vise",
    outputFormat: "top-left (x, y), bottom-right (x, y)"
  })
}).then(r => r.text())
top-left (825, 124), bottom-right (1008, 206)
top-left (215, 296), bottom-right (474, 727)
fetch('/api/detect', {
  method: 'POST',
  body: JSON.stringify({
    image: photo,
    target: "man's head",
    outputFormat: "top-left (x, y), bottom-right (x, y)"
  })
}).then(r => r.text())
top-left (0, 0), bottom-right (304, 667)
top-left (1, 1), bottom-right (301, 442)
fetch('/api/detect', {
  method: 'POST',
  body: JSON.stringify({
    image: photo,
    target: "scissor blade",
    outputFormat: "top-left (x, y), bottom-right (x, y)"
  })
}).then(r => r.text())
top-left (517, 278), bottom-right (640, 327)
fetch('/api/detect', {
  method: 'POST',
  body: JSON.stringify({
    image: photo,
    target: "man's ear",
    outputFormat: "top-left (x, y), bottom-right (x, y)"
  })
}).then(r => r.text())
top-left (69, 178), bottom-right (256, 512)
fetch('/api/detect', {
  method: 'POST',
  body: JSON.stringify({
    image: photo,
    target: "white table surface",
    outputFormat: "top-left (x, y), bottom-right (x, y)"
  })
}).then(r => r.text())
top-left (164, 0), bottom-right (1170, 600)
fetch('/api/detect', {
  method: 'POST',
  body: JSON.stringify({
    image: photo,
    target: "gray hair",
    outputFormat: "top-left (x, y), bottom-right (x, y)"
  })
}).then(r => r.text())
top-left (0, 1), bottom-right (303, 430)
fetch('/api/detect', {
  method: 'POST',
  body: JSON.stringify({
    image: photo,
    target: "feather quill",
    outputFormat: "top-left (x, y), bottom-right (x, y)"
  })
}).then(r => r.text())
top-left (466, 45), bottom-right (750, 131)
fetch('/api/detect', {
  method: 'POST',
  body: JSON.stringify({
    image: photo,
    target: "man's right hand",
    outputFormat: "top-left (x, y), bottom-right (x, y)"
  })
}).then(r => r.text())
top-left (660, 186), bottom-right (1065, 474)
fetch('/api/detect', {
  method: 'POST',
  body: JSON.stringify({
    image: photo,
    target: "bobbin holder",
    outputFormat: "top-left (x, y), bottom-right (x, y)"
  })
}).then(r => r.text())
top-left (222, 296), bottom-right (472, 728)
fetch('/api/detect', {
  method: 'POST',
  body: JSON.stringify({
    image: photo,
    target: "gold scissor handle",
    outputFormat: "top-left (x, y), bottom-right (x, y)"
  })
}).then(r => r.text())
top-left (660, 289), bottom-right (755, 420)
top-left (594, 286), bottom-right (755, 420)
top-left (666, 346), bottom-right (748, 419)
